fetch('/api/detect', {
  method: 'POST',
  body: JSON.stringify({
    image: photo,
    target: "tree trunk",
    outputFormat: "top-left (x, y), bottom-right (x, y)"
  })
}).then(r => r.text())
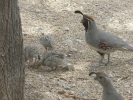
top-left (0, 0), bottom-right (24, 100)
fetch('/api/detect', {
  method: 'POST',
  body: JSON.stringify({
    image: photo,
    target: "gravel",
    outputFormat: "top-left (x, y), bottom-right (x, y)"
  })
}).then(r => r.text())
top-left (20, 0), bottom-right (133, 100)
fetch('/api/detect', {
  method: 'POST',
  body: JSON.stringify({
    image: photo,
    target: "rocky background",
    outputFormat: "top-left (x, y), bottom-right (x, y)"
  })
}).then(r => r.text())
top-left (19, 0), bottom-right (133, 100)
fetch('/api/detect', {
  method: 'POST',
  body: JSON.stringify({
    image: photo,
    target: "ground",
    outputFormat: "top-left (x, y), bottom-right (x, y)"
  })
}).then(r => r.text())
top-left (19, 0), bottom-right (133, 100)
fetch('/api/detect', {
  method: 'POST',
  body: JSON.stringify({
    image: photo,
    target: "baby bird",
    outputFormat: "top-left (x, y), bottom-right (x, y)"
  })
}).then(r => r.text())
top-left (23, 44), bottom-right (40, 67)
top-left (40, 33), bottom-right (54, 53)
top-left (36, 51), bottom-right (65, 71)
top-left (89, 72), bottom-right (124, 100)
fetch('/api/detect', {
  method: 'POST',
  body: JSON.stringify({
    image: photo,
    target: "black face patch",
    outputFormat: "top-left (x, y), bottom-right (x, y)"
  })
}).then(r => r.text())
top-left (81, 17), bottom-right (88, 32)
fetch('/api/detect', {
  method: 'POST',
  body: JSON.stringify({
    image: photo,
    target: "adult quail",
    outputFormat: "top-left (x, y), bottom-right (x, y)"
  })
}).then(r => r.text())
top-left (75, 10), bottom-right (133, 68)
top-left (36, 51), bottom-right (65, 71)
top-left (23, 44), bottom-right (40, 67)
top-left (40, 33), bottom-right (54, 52)
top-left (89, 72), bottom-right (124, 100)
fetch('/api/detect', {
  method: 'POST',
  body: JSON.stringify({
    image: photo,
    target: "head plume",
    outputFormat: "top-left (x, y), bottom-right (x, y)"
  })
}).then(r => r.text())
top-left (75, 10), bottom-right (94, 21)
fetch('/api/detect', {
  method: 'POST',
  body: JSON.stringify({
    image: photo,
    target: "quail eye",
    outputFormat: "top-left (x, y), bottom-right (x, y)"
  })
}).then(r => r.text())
top-left (99, 76), bottom-right (103, 79)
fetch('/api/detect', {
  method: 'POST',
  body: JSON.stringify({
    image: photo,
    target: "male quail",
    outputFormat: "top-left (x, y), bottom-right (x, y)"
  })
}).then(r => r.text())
top-left (89, 72), bottom-right (124, 100)
top-left (75, 10), bottom-right (133, 68)
top-left (23, 44), bottom-right (40, 67)
top-left (40, 33), bottom-right (54, 52)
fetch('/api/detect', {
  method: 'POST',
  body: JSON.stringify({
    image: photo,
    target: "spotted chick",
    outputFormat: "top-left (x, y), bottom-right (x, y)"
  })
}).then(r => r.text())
top-left (23, 44), bottom-right (40, 67)
top-left (40, 33), bottom-right (54, 52)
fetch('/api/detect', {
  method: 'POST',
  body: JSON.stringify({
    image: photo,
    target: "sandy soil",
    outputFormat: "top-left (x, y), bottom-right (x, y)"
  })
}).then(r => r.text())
top-left (19, 0), bottom-right (133, 100)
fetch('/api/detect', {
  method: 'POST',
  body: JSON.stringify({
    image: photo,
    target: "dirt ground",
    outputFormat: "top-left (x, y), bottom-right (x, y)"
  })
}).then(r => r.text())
top-left (19, 0), bottom-right (133, 100)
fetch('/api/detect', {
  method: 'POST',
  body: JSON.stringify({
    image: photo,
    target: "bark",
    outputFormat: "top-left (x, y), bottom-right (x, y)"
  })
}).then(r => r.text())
top-left (0, 0), bottom-right (24, 100)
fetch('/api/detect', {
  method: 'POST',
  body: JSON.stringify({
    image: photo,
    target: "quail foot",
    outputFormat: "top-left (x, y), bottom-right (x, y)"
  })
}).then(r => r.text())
top-left (89, 72), bottom-right (124, 100)
top-left (75, 10), bottom-right (133, 69)
top-left (23, 44), bottom-right (40, 67)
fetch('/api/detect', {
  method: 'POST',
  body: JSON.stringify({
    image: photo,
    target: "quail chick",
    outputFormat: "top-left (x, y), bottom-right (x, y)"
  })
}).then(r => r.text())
top-left (89, 72), bottom-right (124, 100)
top-left (75, 10), bottom-right (133, 68)
top-left (36, 51), bottom-right (65, 71)
top-left (23, 44), bottom-right (40, 67)
top-left (40, 33), bottom-right (54, 53)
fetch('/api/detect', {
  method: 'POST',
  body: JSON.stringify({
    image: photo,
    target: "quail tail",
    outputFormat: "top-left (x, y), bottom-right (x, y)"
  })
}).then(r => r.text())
top-left (123, 44), bottom-right (133, 51)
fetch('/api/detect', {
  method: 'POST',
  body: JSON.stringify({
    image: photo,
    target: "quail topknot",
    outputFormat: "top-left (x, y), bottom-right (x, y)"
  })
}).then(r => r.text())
top-left (89, 72), bottom-right (124, 100)
top-left (75, 10), bottom-right (133, 68)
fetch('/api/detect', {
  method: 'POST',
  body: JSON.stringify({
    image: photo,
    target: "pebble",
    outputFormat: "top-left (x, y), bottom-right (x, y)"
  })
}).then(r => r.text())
top-left (62, 63), bottom-right (75, 71)
top-left (64, 86), bottom-right (71, 90)
top-left (62, 39), bottom-right (73, 46)
top-left (58, 90), bottom-right (66, 94)
top-left (108, 72), bottom-right (114, 78)
top-left (68, 90), bottom-right (74, 95)
top-left (22, 32), bottom-right (28, 36)
top-left (58, 97), bottom-right (62, 100)
top-left (130, 68), bottom-right (133, 73)
top-left (35, 27), bottom-right (44, 30)
top-left (76, 39), bottom-right (83, 44)
top-left (64, 27), bottom-right (70, 31)
top-left (82, 90), bottom-right (89, 96)
top-left (70, 48), bottom-right (78, 53)
top-left (67, 63), bottom-right (75, 71)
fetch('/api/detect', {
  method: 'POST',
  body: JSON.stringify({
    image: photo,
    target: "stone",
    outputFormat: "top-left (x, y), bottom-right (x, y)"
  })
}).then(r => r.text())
top-left (76, 39), bottom-right (83, 44)
top-left (68, 90), bottom-right (74, 95)
top-left (108, 72), bottom-right (114, 78)
top-left (64, 27), bottom-right (70, 31)
top-left (62, 39), bottom-right (73, 46)
top-left (35, 27), bottom-right (44, 30)
top-left (130, 68), bottom-right (133, 73)
top-left (58, 90), bottom-right (66, 94)
top-left (64, 86), bottom-right (71, 90)
top-left (70, 48), bottom-right (78, 53)
top-left (82, 90), bottom-right (89, 96)
top-left (22, 32), bottom-right (28, 36)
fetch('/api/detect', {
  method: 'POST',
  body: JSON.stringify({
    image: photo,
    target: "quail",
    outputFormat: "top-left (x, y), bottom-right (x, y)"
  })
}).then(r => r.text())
top-left (89, 72), bottom-right (124, 100)
top-left (23, 44), bottom-right (40, 67)
top-left (40, 33), bottom-right (54, 53)
top-left (36, 51), bottom-right (65, 71)
top-left (75, 10), bottom-right (133, 68)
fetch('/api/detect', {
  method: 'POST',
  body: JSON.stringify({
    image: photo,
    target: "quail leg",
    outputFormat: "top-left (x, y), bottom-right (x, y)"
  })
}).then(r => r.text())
top-left (28, 58), bottom-right (33, 68)
top-left (97, 51), bottom-right (105, 66)
top-left (105, 54), bottom-right (110, 66)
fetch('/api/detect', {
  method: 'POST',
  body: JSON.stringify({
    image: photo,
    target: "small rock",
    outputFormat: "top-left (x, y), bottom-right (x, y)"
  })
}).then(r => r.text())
top-left (22, 32), bottom-right (28, 36)
top-left (44, 13), bottom-right (49, 18)
top-left (67, 63), bottom-right (75, 71)
top-left (63, 63), bottom-right (75, 71)
top-left (67, 54), bottom-right (72, 57)
top-left (71, 84), bottom-right (76, 87)
top-left (82, 90), bottom-right (89, 96)
top-left (64, 86), bottom-right (71, 90)
top-left (108, 73), bottom-right (114, 78)
top-left (35, 27), bottom-right (44, 30)
top-left (76, 39), bottom-right (83, 44)
top-left (64, 27), bottom-right (70, 31)
top-left (70, 48), bottom-right (78, 53)
top-left (68, 90), bottom-right (74, 95)
top-left (130, 68), bottom-right (133, 73)
top-left (62, 39), bottom-right (73, 46)
top-left (58, 97), bottom-right (62, 100)
top-left (58, 90), bottom-right (66, 94)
